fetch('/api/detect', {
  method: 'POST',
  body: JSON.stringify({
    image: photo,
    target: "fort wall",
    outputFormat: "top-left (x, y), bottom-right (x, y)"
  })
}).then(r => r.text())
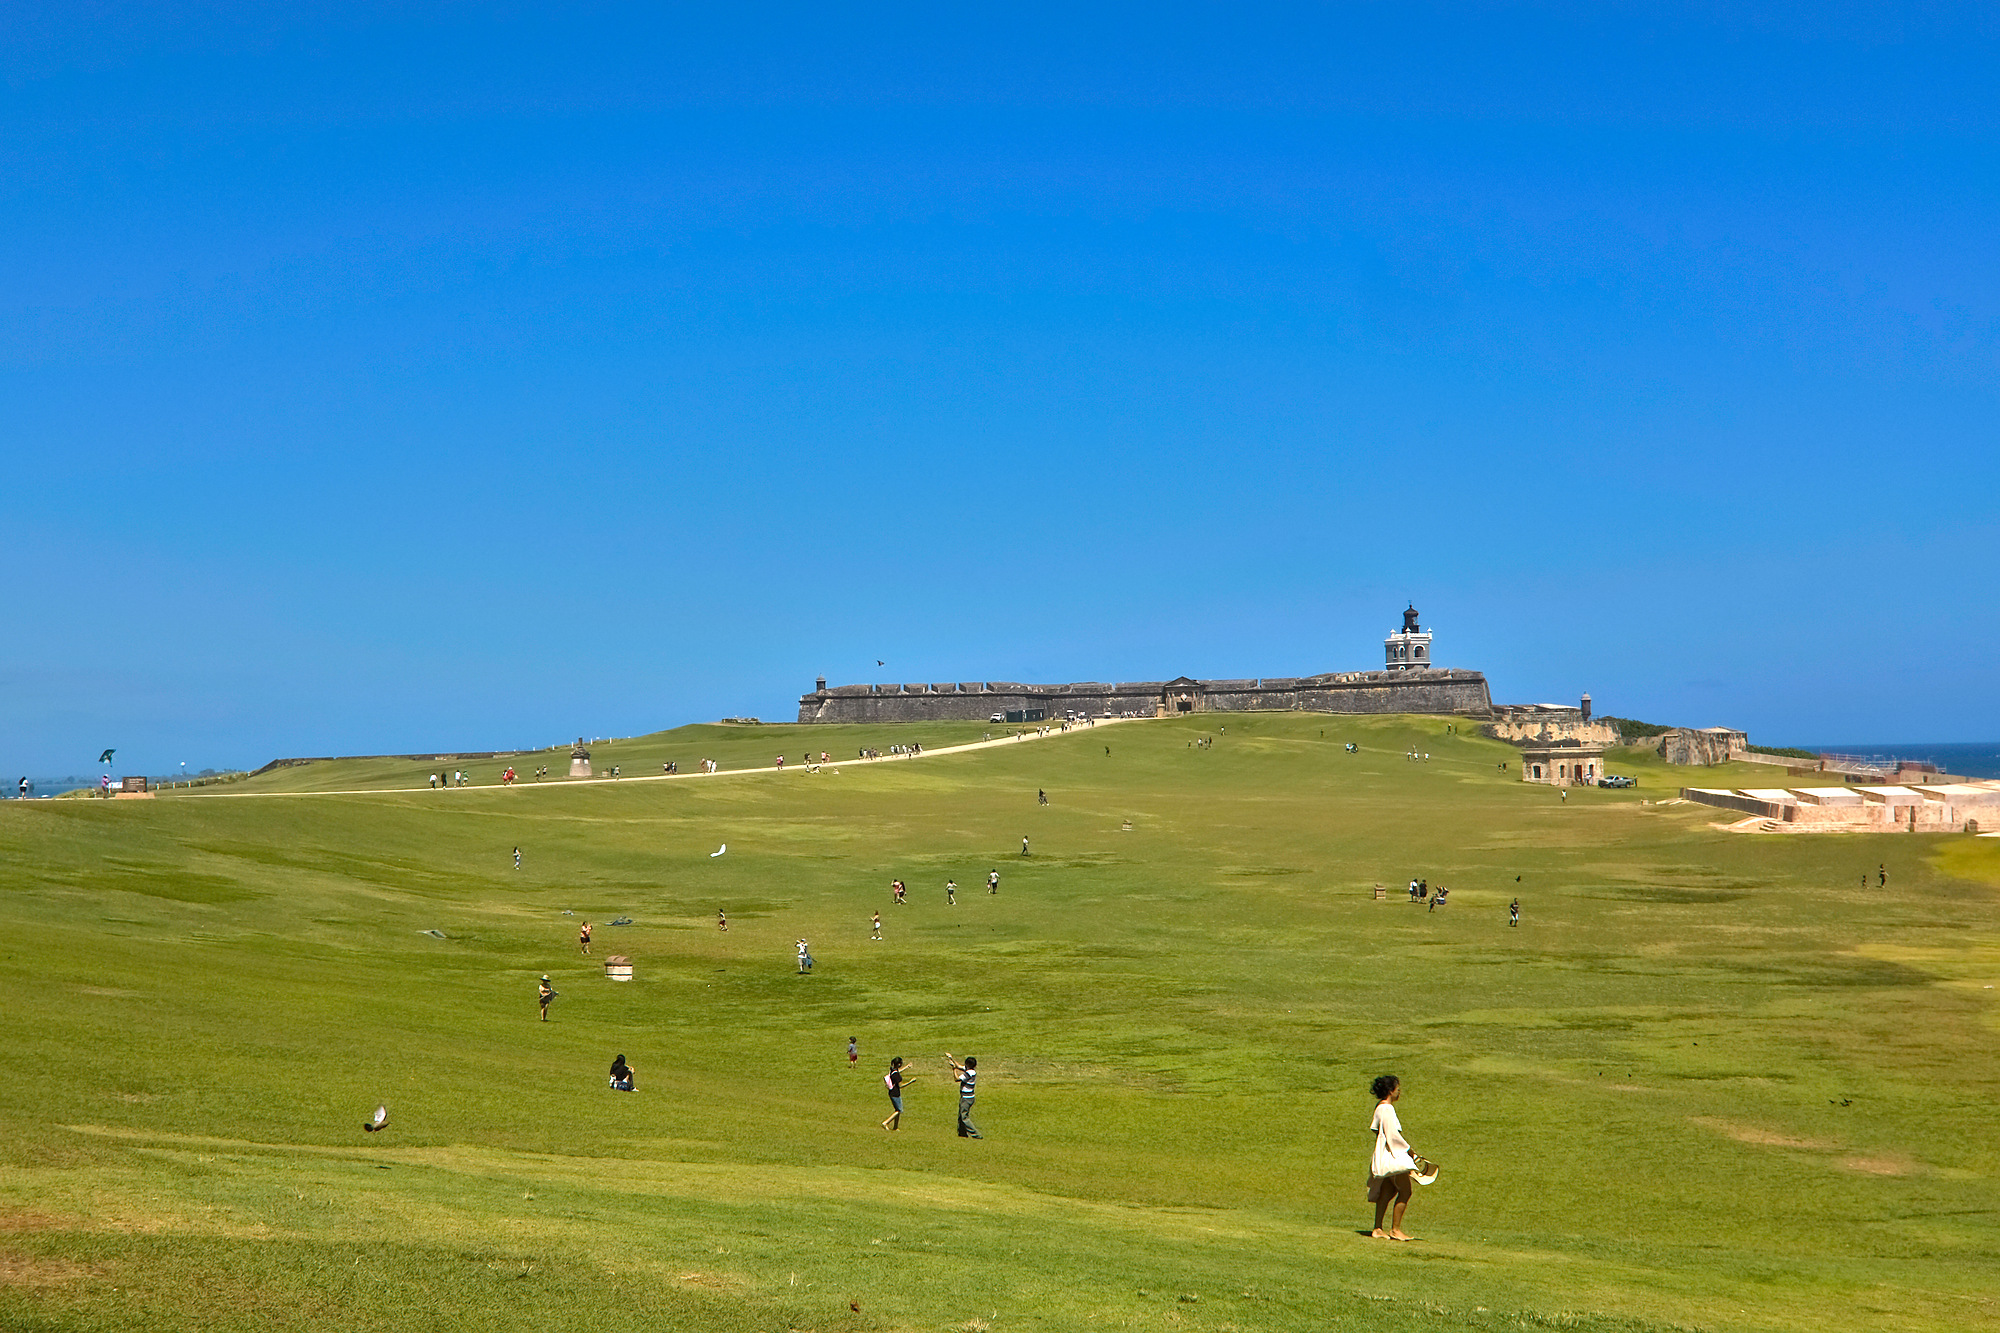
top-left (798, 668), bottom-right (1492, 724)
top-left (1484, 705), bottom-right (1621, 747)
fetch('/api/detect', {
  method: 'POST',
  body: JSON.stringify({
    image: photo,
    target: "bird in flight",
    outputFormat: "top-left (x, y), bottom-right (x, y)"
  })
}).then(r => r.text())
top-left (363, 1105), bottom-right (389, 1132)
top-left (876, 660), bottom-right (884, 666)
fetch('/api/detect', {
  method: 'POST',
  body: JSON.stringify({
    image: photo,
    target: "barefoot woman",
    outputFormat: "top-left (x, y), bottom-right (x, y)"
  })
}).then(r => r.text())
top-left (1367, 1074), bottom-right (1420, 1240)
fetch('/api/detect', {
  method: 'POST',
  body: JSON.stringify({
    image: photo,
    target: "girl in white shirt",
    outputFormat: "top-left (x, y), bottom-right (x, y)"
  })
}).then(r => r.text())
top-left (1368, 1074), bottom-right (1419, 1240)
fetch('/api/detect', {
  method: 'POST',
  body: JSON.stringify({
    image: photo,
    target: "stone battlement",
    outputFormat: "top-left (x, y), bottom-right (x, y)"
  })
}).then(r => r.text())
top-left (1683, 781), bottom-right (2000, 833)
top-left (798, 667), bottom-right (1493, 724)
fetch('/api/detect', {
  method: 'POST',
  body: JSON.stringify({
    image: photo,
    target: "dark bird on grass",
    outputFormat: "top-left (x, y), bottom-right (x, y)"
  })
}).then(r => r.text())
top-left (363, 1104), bottom-right (389, 1132)
top-left (850, 1301), bottom-right (860, 1313)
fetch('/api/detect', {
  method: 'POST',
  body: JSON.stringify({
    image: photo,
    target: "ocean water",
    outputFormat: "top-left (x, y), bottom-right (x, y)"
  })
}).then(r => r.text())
top-left (9, 776), bottom-right (100, 798)
top-left (1796, 742), bottom-right (2000, 781)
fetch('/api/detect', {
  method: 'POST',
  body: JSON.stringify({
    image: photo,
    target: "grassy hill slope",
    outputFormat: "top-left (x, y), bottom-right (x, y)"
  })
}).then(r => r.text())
top-left (3, 713), bottom-right (1996, 1332)
top-left (231, 721), bottom-right (1004, 794)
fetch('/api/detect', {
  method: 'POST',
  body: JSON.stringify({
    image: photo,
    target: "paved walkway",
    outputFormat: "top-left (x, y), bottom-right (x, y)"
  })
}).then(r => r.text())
top-left (178, 716), bottom-right (1150, 799)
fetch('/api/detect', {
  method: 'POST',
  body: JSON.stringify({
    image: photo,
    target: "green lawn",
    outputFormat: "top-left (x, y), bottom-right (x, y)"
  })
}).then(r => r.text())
top-left (4, 713), bottom-right (1997, 1332)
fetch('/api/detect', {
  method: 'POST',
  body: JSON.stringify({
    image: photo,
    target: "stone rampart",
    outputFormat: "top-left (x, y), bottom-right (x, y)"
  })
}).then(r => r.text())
top-left (798, 668), bottom-right (1493, 724)
top-left (1659, 729), bottom-right (1744, 766)
top-left (1485, 706), bottom-right (1621, 746)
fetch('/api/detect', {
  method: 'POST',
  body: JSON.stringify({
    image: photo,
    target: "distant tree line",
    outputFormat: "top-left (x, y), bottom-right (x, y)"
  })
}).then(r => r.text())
top-left (1599, 716), bottom-right (1674, 740)
top-left (1747, 744), bottom-right (1820, 761)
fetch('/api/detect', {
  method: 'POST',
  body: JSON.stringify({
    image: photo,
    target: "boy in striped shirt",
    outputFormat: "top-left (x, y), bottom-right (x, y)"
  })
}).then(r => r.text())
top-left (946, 1053), bottom-right (983, 1138)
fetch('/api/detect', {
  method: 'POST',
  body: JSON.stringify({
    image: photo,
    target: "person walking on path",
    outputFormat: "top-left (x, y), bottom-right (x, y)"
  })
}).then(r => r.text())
top-left (579, 921), bottom-right (592, 955)
top-left (1021, 836), bottom-right (1030, 857)
top-left (848, 1037), bottom-right (859, 1070)
top-left (988, 869), bottom-right (999, 895)
top-left (1509, 898), bottom-right (1520, 927)
top-left (946, 879), bottom-right (957, 906)
top-left (538, 975), bottom-right (555, 1021)
top-left (1878, 863), bottom-right (1888, 887)
top-left (871, 911), bottom-right (882, 940)
top-left (947, 1053), bottom-right (983, 1138)
top-left (882, 1057), bottom-right (912, 1130)
top-left (1367, 1075), bottom-right (1420, 1241)
top-left (796, 939), bottom-right (813, 973)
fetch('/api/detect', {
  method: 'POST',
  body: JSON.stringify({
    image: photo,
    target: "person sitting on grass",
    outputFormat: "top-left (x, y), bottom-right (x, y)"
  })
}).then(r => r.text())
top-left (608, 1054), bottom-right (634, 1091)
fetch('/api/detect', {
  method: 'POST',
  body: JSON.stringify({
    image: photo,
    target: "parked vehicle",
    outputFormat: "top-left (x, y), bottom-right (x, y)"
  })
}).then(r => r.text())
top-left (989, 712), bottom-right (1005, 723)
top-left (1598, 775), bottom-right (1637, 788)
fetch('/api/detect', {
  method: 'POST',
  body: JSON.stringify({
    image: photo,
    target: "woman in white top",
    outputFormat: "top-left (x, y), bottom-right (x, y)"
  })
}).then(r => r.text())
top-left (1367, 1074), bottom-right (1418, 1240)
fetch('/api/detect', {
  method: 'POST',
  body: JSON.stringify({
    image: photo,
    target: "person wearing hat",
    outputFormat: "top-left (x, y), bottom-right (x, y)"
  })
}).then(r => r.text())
top-left (538, 975), bottom-right (554, 1021)
top-left (1367, 1074), bottom-right (1420, 1240)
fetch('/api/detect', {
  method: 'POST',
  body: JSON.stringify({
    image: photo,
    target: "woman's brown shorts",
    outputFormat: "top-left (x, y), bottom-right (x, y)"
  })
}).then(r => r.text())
top-left (1366, 1171), bottom-right (1413, 1203)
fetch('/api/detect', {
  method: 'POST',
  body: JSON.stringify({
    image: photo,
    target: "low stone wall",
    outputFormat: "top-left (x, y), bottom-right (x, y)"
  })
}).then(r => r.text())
top-left (1681, 788), bottom-right (1788, 819)
top-left (1682, 783), bottom-right (2000, 832)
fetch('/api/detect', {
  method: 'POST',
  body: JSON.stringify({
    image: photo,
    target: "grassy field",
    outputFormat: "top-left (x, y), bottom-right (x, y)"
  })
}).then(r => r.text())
top-left (4, 713), bottom-right (1997, 1332)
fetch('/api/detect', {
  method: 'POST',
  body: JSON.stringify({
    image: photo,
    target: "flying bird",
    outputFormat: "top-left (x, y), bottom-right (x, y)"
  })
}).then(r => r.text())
top-left (876, 660), bottom-right (884, 666)
top-left (710, 844), bottom-right (727, 857)
top-left (363, 1104), bottom-right (389, 1132)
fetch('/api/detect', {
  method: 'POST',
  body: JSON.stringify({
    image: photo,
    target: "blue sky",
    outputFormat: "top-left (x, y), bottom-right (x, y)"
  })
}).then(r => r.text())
top-left (5, 4), bottom-right (1997, 775)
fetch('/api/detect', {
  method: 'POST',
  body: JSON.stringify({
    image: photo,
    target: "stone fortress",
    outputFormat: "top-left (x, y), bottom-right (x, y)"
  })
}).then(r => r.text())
top-left (799, 605), bottom-right (1495, 725)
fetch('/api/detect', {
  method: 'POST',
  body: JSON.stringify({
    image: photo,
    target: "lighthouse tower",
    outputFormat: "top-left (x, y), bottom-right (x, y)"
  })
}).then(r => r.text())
top-left (1384, 604), bottom-right (1433, 671)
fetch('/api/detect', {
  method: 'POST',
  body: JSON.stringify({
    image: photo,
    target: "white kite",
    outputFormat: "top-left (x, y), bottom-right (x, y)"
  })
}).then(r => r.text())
top-left (710, 844), bottom-right (727, 857)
